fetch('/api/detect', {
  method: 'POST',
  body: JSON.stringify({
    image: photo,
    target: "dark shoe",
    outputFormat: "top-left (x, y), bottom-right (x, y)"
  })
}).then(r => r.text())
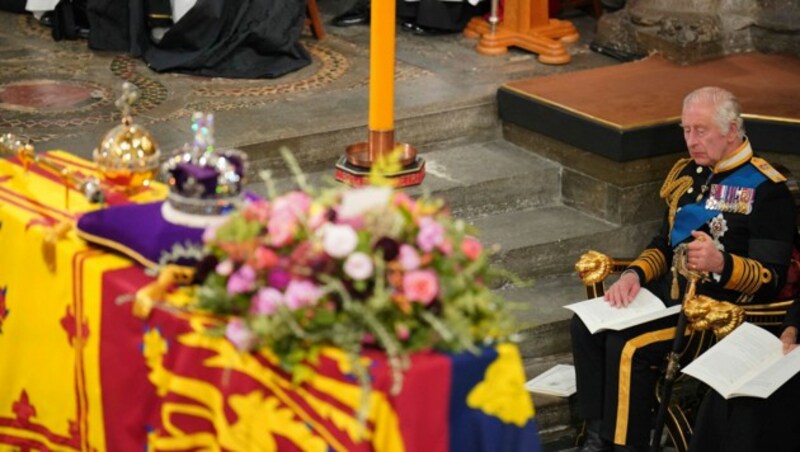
top-left (580, 420), bottom-right (613, 452)
top-left (39, 11), bottom-right (54, 27)
top-left (613, 446), bottom-right (648, 452)
top-left (331, 4), bottom-right (370, 27)
top-left (399, 20), bottom-right (416, 32)
top-left (410, 24), bottom-right (455, 36)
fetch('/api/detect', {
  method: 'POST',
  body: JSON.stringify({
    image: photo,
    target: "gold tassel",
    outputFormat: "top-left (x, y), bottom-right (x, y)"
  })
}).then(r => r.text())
top-left (41, 221), bottom-right (72, 273)
top-left (133, 265), bottom-right (196, 318)
top-left (671, 265), bottom-right (679, 301)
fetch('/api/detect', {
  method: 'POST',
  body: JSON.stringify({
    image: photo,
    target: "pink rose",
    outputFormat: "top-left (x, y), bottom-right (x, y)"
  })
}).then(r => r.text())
top-left (460, 236), bottom-right (483, 261)
top-left (416, 217), bottom-right (445, 253)
top-left (251, 287), bottom-right (283, 315)
top-left (227, 265), bottom-right (256, 294)
top-left (398, 244), bottom-right (421, 271)
top-left (402, 270), bottom-right (439, 305)
top-left (268, 211), bottom-right (298, 247)
top-left (225, 318), bottom-right (257, 351)
top-left (284, 280), bottom-right (323, 310)
top-left (242, 200), bottom-right (271, 223)
top-left (272, 191), bottom-right (311, 220)
top-left (254, 247), bottom-right (279, 270)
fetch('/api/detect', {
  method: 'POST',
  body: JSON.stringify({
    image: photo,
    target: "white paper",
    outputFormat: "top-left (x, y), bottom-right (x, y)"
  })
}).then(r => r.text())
top-left (564, 288), bottom-right (680, 334)
top-left (682, 322), bottom-right (800, 399)
top-left (525, 364), bottom-right (577, 397)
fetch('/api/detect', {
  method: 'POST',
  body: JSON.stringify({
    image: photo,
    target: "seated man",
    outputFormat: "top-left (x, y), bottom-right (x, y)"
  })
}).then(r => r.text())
top-left (688, 298), bottom-right (800, 452)
top-left (571, 86), bottom-right (796, 452)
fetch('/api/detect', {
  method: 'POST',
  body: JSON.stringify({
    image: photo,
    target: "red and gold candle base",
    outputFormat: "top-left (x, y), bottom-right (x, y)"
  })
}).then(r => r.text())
top-left (335, 130), bottom-right (425, 187)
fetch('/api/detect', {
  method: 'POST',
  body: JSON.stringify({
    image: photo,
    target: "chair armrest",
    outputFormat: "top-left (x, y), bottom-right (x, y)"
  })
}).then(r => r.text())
top-left (575, 250), bottom-right (633, 299)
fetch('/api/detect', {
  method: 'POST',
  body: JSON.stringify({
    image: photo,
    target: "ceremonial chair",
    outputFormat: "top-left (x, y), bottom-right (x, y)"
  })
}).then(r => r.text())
top-left (573, 163), bottom-right (800, 451)
top-left (575, 252), bottom-right (795, 451)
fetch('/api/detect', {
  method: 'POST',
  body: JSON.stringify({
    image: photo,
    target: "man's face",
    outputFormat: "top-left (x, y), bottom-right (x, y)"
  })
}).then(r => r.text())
top-left (681, 101), bottom-right (735, 167)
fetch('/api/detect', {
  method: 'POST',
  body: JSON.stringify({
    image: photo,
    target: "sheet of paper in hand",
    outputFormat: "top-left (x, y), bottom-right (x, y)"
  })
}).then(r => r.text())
top-left (682, 322), bottom-right (800, 399)
top-left (564, 288), bottom-right (681, 334)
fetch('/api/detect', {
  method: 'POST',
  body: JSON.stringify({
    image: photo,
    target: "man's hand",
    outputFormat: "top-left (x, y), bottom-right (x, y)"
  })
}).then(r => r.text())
top-left (687, 231), bottom-right (724, 273)
top-left (604, 271), bottom-right (641, 308)
top-left (781, 326), bottom-right (798, 354)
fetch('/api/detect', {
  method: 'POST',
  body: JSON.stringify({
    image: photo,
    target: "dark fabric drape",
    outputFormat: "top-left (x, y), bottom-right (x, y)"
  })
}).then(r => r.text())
top-left (144, 0), bottom-right (310, 78)
top-left (0, 0), bottom-right (26, 13)
top-left (86, 0), bottom-right (310, 79)
top-left (86, 0), bottom-right (148, 54)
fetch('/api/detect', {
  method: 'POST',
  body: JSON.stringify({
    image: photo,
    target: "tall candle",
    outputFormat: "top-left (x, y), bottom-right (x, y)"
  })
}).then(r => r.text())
top-left (368, 0), bottom-right (395, 131)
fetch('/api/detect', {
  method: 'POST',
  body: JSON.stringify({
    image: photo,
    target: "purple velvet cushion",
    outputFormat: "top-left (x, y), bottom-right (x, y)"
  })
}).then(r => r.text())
top-left (76, 201), bottom-right (204, 268)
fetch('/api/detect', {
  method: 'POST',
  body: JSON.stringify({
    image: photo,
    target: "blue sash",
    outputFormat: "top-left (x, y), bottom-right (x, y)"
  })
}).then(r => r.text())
top-left (670, 163), bottom-right (766, 246)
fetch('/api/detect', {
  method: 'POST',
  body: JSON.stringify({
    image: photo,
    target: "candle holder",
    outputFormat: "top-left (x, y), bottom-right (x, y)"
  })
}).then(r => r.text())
top-left (335, 129), bottom-right (426, 187)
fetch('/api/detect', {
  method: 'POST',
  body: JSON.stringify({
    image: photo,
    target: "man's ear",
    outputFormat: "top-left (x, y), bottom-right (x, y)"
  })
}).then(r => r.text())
top-left (726, 123), bottom-right (739, 142)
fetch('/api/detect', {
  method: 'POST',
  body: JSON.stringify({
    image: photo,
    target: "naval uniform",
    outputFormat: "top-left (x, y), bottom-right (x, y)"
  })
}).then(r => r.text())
top-left (571, 140), bottom-right (796, 447)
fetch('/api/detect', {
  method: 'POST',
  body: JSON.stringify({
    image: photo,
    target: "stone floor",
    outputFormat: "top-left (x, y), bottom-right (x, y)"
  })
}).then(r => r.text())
top-left (0, 2), bottom-right (618, 163)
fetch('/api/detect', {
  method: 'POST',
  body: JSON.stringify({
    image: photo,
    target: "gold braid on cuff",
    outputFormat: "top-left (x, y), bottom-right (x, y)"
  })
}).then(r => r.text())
top-left (724, 255), bottom-right (772, 295)
top-left (630, 248), bottom-right (667, 283)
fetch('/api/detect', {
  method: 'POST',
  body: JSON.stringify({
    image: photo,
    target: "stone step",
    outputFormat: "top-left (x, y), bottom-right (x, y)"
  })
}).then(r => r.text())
top-left (472, 204), bottom-right (659, 278)
top-left (499, 273), bottom-right (586, 358)
top-left (245, 138), bottom-right (563, 219)
top-left (240, 101), bottom-right (501, 180)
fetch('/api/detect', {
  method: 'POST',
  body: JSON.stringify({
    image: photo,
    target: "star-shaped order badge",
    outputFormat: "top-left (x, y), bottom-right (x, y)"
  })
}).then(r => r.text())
top-left (708, 214), bottom-right (728, 251)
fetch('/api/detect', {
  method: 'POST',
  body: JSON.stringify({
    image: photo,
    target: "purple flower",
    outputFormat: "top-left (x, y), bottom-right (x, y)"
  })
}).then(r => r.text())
top-left (268, 268), bottom-right (292, 291)
top-left (225, 317), bottom-right (257, 351)
top-left (284, 280), bottom-right (323, 310)
top-left (227, 265), bottom-right (256, 294)
top-left (416, 217), bottom-right (445, 252)
top-left (251, 287), bottom-right (284, 315)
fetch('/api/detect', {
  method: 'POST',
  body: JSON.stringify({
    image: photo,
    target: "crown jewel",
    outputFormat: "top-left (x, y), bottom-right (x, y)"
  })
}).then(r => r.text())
top-left (93, 82), bottom-right (160, 189)
top-left (161, 112), bottom-right (247, 227)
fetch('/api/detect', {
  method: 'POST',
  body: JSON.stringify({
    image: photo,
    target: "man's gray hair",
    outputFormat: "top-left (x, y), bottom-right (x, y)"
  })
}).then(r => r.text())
top-left (683, 86), bottom-right (745, 139)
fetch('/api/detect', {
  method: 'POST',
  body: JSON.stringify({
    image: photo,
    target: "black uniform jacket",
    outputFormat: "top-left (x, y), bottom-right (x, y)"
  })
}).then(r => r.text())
top-left (629, 141), bottom-right (796, 305)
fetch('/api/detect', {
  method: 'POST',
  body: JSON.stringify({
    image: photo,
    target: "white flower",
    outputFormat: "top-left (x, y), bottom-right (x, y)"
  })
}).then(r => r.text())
top-left (322, 224), bottom-right (358, 258)
top-left (339, 186), bottom-right (392, 220)
top-left (344, 252), bottom-right (374, 280)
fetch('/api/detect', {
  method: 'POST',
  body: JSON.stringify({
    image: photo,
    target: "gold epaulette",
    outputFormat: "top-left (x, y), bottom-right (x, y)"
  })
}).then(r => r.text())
top-left (750, 157), bottom-right (786, 183)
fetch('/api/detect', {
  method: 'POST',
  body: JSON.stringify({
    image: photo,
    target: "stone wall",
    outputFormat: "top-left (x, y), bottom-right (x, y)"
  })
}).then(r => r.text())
top-left (594, 0), bottom-right (800, 63)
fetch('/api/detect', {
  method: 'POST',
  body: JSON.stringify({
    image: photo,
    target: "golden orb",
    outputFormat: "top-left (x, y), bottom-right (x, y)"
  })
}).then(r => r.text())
top-left (93, 117), bottom-right (161, 189)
